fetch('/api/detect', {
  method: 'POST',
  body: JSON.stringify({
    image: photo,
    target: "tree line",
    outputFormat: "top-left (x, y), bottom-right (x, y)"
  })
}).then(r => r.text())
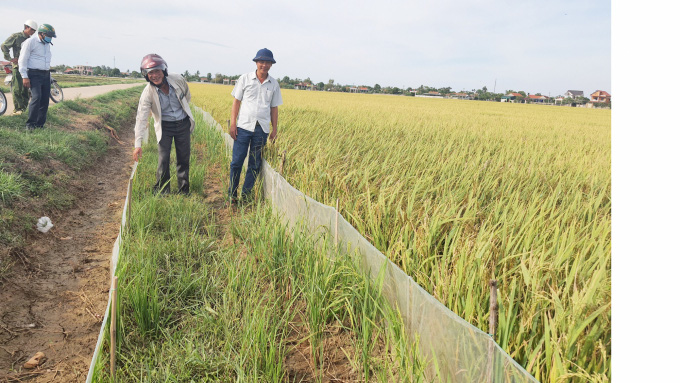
top-left (50, 64), bottom-right (599, 105)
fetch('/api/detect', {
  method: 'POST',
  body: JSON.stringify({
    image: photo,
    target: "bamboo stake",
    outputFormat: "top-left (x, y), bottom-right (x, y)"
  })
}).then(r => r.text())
top-left (126, 181), bottom-right (132, 225)
top-left (279, 150), bottom-right (287, 175)
top-left (334, 198), bottom-right (339, 246)
top-left (110, 276), bottom-right (118, 379)
top-left (489, 279), bottom-right (498, 339)
top-left (487, 279), bottom-right (498, 383)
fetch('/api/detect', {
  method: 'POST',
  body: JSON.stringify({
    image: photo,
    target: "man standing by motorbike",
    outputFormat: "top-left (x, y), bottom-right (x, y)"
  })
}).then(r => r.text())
top-left (1, 19), bottom-right (37, 115)
top-left (18, 23), bottom-right (56, 130)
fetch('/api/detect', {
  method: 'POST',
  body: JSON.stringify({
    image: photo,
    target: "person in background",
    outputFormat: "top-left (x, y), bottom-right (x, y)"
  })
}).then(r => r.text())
top-left (133, 54), bottom-right (194, 195)
top-left (1, 19), bottom-right (37, 115)
top-left (18, 23), bottom-right (56, 129)
top-left (229, 48), bottom-right (282, 204)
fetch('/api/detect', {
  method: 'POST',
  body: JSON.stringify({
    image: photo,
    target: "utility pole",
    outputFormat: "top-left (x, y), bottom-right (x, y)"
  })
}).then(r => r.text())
top-left (114, 56), bottom-right (116, 69)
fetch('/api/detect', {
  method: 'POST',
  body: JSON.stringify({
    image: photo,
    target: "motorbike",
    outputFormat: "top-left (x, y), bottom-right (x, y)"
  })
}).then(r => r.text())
top-left (2, 62), bottom-right (64, 112)
top-left (0, 63), bottom-right (8, 115)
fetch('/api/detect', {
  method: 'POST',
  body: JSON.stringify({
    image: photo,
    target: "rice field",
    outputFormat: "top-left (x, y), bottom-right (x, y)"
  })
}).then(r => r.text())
top-left (189, 83), bottom-right (611, 382)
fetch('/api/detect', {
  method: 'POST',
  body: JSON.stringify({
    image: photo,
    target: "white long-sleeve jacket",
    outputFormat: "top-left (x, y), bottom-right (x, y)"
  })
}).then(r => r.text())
top-left (134, 73), bottom-right (195, 148)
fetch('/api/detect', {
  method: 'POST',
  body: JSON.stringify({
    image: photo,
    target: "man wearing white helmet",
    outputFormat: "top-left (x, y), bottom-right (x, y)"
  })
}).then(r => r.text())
top-left (1, 19), bottom-right (37, 114)
top-left (133, 54), bottom-right (195, 195)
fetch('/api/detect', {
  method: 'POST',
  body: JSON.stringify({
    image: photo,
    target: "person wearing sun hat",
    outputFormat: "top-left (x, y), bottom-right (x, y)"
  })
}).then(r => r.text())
top-left (228, 48), bottom-right (283, 204)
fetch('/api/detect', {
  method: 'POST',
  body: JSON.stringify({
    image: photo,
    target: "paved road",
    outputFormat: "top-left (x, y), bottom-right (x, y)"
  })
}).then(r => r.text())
top-left (3, 82), bottom-right (142, 115)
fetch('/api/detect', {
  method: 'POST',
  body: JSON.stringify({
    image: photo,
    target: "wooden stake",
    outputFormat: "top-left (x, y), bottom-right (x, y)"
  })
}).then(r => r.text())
top-left (489, 279), bottom-right (498, 339)
top-left (487, 279), bottom-right (498, 383)
top-left (110, 276), bottom-right (118, 379)
top-left (126, 181), bottom-right (133, 225)
top-left (334, 198), bottom-right (339, 246)
top-left (279, 150), bottom-right (287, 175)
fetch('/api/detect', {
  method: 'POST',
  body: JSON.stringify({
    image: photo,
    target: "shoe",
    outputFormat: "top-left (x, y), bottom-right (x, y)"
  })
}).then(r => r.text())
top-left (11, 110), bottom-right (24, 116)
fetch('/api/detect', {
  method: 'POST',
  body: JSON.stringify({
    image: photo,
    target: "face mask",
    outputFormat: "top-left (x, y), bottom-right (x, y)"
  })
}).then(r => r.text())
top-left (43, 36), bottom-right (52, 43)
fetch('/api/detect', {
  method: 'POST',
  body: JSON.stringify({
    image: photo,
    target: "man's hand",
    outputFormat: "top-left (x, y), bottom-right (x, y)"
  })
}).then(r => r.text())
top-left (229, 125), bottom-right (237, 140)
top-left (22, 78), bottom-right (30, 88)
top-left (269, 128), bottom-right (277, 143)
top-left (133, 147), bottom-right (142, 162)
top-left (10, 58), bottom-right (18, 64)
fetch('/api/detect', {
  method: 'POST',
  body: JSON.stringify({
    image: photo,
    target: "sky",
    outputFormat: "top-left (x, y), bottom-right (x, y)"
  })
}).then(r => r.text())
top-left (3, 0), bottom-right (610, 96)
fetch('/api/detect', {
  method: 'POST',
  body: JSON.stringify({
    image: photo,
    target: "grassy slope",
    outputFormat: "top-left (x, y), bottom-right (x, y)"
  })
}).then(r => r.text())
top-left (0, 86), bottom-right (144, 279)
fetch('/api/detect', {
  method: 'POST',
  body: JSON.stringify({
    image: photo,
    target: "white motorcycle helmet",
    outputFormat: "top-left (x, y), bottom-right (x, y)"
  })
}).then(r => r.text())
top-left (24, 19), bottom-right (38, 31)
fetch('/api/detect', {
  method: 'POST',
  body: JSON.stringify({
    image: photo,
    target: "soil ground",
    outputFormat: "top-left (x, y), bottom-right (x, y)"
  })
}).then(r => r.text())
top-left (0, 111), bottom-right (135, 382)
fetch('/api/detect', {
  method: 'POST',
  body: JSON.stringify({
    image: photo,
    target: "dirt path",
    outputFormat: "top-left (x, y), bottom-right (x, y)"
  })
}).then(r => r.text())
top-left (3, 83), bottom-right (141, 115)
top-left (0, 114), bottom-right (135, 381)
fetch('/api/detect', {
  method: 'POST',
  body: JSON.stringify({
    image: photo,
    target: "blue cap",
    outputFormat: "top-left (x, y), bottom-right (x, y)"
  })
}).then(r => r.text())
top-left (253, 48), bottom-right (276, 63)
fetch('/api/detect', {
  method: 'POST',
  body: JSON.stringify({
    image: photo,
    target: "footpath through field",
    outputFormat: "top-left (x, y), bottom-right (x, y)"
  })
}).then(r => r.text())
top-left (3, 83), bottom-right (141, 115)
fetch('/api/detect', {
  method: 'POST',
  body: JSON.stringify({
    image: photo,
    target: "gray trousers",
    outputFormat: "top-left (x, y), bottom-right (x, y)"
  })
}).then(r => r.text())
top-left (156, 116), bottom-right (191, 194)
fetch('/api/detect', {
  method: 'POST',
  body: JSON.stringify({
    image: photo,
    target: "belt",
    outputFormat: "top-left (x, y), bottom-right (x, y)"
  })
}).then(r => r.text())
top-left (28, 68), bottom-right (50, 73)
top-left (162, 115), bottom-right (190, 126)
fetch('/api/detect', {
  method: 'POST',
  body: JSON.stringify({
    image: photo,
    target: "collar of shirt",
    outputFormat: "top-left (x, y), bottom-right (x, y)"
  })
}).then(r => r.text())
top-left (249, 71), bottom-right (271, 84)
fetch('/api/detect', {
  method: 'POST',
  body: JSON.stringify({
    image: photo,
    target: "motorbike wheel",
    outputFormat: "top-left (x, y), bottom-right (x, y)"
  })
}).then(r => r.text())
top-left (0, 90), bottom-right (7, 116)
top-left (49, 81), bottom-right (63, 103)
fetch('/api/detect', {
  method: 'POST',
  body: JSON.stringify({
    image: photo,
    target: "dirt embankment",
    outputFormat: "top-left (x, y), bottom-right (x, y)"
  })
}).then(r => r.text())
top-left (0, 111), bottom-right (135, 382)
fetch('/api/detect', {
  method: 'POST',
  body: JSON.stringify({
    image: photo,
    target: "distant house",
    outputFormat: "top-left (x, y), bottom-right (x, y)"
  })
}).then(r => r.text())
top-left (501, 92), bottom-right (523, 102)
top-left (527, 94), bottom-right (548, 103)
top-left (590, 90), bottom-right (611, 103)
top-left (74, 65), bottom-right (93, 76)
top-left (295, 82), bottom-right (314, 90)
top-left (349, 86), bottom-right (369, 93)
top-left (416, 91), bottom-right (443, 98)
top-left (565, 90), bottom-right (583, 99)
top-left (199, 77), bottom-right (209, 82)
top-left (449, 92), bottom-right (471, 100)
top-left (223, 78), bottom-right (238, 85)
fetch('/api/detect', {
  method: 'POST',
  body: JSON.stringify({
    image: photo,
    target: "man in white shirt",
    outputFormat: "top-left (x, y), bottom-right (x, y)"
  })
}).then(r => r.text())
top-left (18, 23), bottom-right (56, 130)
top-left (229, 48), bottom-right (283, 203)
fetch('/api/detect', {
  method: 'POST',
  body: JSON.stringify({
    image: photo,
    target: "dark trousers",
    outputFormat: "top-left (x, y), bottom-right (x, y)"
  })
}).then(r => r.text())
top-left (156, 117), bottom-right (191, 194)
top-left (12, 67), bottom-right (30, 111)
top-left (26, 70), bottom-right (51, 128)
top-left (229, 123), bottom-right (268, 199)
